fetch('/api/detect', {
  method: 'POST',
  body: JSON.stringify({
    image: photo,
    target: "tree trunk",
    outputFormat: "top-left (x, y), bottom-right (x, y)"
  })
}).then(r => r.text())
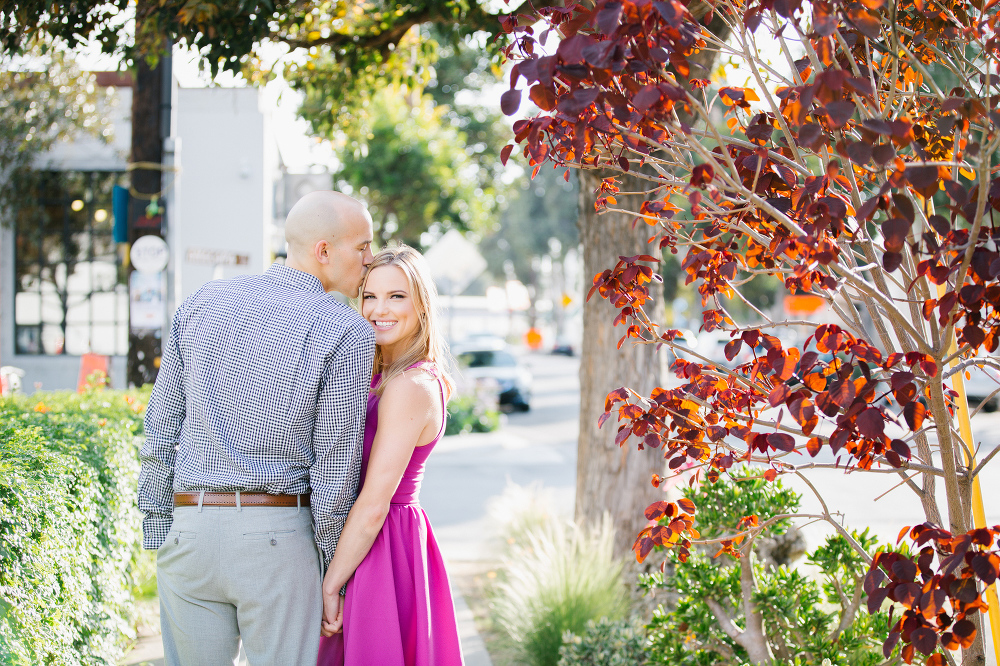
top-left (573, 5), bottom-right (731, 567)
top-left (575, 170), bottom-right (666, 563)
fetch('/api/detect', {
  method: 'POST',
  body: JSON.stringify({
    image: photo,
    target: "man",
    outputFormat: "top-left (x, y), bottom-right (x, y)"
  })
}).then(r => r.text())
top-left (138, 191), bottom-right (375, 665)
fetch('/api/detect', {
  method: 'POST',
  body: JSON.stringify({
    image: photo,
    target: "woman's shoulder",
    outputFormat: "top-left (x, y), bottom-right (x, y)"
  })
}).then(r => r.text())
top-left (379, 365), bottom-right (440, 407)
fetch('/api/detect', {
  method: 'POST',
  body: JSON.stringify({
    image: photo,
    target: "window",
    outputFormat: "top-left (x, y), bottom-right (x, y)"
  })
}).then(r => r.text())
top-left (458, 350), bottom-right (518, 368)
top-left (14, 171), bottom-right (128, 356)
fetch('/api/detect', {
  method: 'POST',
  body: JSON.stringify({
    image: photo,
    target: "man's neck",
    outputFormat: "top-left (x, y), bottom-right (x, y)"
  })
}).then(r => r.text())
top-left (284, 256), bottom-right (329, 292)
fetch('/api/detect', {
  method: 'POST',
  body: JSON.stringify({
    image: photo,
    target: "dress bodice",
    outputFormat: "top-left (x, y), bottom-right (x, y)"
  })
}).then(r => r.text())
top-left (359, 363), bottom-right (445, 505)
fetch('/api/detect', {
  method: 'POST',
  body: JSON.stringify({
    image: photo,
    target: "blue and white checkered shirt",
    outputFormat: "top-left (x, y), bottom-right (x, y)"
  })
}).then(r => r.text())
top-left (138, 263), bottom-right (374, 565)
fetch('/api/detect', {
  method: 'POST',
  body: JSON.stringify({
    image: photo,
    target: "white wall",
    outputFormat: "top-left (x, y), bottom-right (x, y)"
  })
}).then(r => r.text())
top-left (174, 87), bottom-right (278, 301)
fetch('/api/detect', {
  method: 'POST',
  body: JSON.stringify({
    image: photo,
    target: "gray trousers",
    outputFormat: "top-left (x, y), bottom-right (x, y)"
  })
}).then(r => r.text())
top-left (157, 505), bottom-right (322, 666)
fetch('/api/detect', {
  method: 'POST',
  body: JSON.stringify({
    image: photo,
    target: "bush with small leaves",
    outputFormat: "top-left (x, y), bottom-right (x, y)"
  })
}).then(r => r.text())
top-left (444, 393), bottom-right (501, 436)
top-left (558, 617), bottom-right (647, 666)
top-left (640, 473), bottom-right (891, 665)
top-left (0, 388), bottom-right (149, 665)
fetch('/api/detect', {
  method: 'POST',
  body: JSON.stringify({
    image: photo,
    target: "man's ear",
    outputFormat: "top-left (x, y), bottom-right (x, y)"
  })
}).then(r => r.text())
top-left (314, 239), bottom-right (330, 265)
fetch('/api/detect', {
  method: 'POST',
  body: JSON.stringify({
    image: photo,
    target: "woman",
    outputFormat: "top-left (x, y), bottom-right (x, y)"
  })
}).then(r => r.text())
top-left (318, 244), bottom-right (464, 666)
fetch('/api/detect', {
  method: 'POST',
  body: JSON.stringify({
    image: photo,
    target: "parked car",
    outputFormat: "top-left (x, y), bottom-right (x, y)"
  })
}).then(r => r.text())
top-left (551, 341), bottom-right (575, 357)
top-left (453, 341), bottom-right (532, 411)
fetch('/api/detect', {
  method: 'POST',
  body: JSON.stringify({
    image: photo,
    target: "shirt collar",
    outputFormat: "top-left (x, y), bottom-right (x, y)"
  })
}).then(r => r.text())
top-left (265, 263), bottom-right (326, 294)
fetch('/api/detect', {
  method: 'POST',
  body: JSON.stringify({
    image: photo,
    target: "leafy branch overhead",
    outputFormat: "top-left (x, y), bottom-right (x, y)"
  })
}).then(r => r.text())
top-left (500, 0), bottom-right (1000, 663)
top-left (0, 0), bottom-right (560, 76)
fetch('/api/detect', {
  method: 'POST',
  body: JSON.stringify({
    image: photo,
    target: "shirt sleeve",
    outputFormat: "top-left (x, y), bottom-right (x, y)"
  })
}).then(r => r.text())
top-left (310, 322), bottom-right (375, 565)
top-left (137, 306), bottom-right (187, 550)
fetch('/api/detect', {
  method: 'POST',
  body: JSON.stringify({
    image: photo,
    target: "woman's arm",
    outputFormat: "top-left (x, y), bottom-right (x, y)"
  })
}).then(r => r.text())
top-left (320, 370), bottom-right (440, 634)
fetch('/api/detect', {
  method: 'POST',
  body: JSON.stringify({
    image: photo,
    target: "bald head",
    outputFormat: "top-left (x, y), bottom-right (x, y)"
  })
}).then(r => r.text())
top-left (284, 191), bottom-right (375, 296)
top-left (285, 191), bottom-right (368, 258)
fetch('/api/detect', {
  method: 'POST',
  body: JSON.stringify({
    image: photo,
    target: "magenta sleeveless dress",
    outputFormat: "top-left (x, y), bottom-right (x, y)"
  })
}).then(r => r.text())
top-left (317, 363), bottom-right (464, 666)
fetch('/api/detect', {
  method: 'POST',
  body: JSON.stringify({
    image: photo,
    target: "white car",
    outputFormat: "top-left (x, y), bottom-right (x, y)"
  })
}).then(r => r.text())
top-left (452, 340), bottom-right (532, 411)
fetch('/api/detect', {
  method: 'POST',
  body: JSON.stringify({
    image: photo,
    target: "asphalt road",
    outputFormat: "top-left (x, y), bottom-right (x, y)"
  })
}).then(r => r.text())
top-left (421, 352), bottom-right (581, 562)
top-left (422, 351), bottom-right (1000, 562)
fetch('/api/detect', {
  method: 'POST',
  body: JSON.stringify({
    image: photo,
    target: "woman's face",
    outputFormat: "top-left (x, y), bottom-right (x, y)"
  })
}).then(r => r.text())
top-left (361, 265), bottom-right (422, 362)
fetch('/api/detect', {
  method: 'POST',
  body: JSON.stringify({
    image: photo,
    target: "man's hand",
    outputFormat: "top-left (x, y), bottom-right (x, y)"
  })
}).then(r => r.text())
top-left (321, 573), bottom-right (346, 637)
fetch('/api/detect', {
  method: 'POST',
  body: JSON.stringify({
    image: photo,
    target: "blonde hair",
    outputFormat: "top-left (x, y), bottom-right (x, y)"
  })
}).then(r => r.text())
top-left (361, 244), bottom-right (455, 399)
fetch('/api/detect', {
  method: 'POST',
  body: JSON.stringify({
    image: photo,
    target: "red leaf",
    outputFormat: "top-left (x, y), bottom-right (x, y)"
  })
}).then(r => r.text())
top-left (633, 85), bottom-right (662, 111)
top-left (882, 217), bottom-right (911, 253)
top-left (768, 433), bottom-right (796, 452)
top-left (678, 498), bottom-right (696, 514)
top-left (910, 627), bottom-right (937, 656)
top-left (903, 401), bottom-right (926, 430)
top-left (763, 468), bottom-right (777, 482)
top-left (857, 407), bottom-right (885, 438)
top-left (972, 552), bottom-right (1000, 585)
top-left (500, 144), bottom-right (514, 166)
top-left (806, 436), bottom-right (823, 457)
top-left (890, 439), bottom-right (911, 459)
top-left (825, 101), bottom-right (856, 127)
top-left (500, 89), bottom-right (522, 116)
top-left (691, 163), bottom-right (714, 188)
top-left (528, 84), bottom-right (556, 111)
top-left (830, 380), bottom-right (856, 408)
top-left (645, 500), bottom-right (672, 521)
top-left (724, 339), bottom-right (742, 362)
top-left (952, 619), bottom-right (977, 648)
top-left (768, 384), bottom-right (791, 407)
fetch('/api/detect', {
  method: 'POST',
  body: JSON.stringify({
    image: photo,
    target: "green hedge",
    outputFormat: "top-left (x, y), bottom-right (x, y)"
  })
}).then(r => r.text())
top-left (0, 389), bottom-right (149, 665)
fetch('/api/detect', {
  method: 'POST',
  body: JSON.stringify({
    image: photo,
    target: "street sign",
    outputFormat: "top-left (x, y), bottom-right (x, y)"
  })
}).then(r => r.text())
top-left (130, 235), bottom-right (169, 273)
top-left (423, 229), bottom-right (487, 295)
top-left (184, 247), bottom-right (250, 266)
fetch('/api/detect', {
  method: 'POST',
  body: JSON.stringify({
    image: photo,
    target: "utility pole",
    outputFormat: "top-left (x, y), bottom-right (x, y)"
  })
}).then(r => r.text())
top-left (127, 3), bottom-right (171, 387)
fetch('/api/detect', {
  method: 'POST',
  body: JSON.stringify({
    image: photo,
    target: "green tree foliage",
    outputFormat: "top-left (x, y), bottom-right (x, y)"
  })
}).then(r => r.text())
top-left (0, 0), bottom-right (546, 79)
top-left (481, 166), bottom-right (579, 293)
top-left (332, 86), bottom-right (493, 247)
top-left (291, 26), bottom-right (507, 246)
top-left (0, 43), bottom-right (112, 224)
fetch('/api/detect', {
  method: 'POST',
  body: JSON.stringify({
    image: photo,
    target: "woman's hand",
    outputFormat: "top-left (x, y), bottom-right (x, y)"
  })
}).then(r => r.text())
top-left (321, 587), bottom-right (346, 637)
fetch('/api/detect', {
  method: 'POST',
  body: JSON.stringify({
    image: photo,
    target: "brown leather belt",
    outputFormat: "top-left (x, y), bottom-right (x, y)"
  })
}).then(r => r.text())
top-left (173, 492), bottom-right (310, 508)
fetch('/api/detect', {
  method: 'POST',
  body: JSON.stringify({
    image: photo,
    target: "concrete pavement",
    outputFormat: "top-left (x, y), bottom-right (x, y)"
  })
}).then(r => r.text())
top-left (122, 353), bottom-right (583, 666)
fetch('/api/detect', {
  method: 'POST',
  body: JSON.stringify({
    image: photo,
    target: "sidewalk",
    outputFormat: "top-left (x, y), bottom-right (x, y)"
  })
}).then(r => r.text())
top-left (122, 583), bottom-right (492, 666)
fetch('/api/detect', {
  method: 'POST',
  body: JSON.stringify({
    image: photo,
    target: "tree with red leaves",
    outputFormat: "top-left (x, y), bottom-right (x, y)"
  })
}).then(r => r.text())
top-left (501, 0), bottom-right (1000, 664)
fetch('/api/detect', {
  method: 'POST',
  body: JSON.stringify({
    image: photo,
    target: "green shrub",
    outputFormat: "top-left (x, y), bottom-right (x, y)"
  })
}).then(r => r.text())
top-left (445, 393), bottom-right (501, 436)
top-left (492, 515), bottom-right (627, 666)
top-left (639, 471), bottom-right (892, 665)
top-left (558, 617), bottom-right (647, 666)
top-left (0, 388), bottom-right (149, 665)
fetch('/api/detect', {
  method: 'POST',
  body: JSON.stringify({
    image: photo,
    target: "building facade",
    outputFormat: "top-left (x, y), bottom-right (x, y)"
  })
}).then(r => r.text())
top-left (1, 77), bottom-right (297, 392)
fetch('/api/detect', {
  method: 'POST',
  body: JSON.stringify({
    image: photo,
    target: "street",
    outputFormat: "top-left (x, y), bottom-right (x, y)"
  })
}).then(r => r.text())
top-left (425, 351), bottom-right (1000, 562)
top-left (422, 352), bottom-right (581, 562)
